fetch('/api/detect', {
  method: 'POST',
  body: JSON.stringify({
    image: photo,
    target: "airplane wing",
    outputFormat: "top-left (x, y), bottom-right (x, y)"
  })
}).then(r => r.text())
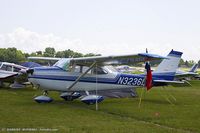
top-left (0, 70), bottom-right (18, 80)
top-left (28, 53), bottom-right (167, 73)
top-left (71, 53), bottom-right (167, 65)
top-left (28, 57), bottom-right (61, 61)
top-left (29, 52), bottom-right (166, 66)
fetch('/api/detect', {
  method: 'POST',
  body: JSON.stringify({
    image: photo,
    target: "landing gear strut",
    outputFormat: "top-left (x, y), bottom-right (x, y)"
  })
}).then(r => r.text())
top-left (43, 90), bottom-right (48, 96)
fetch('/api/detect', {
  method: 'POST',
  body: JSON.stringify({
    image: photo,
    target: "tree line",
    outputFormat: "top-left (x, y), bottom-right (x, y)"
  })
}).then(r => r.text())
top-left (0, 47), bottom-right (100, 64)
top-left (0, 47), bottom-right (199, 68)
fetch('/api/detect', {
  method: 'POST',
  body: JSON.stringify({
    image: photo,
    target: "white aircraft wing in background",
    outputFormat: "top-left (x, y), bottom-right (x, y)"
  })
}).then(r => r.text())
top-left (0, 70), bottom-right (18, 80)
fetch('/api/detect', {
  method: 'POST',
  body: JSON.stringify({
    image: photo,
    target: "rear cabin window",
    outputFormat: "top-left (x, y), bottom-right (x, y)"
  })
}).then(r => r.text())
top-left (82, 66), bottom-right (92, 74)
top-left (73, 65), bottom-right (107, 75)
top-left (74, 66), bottom-right (81, 73)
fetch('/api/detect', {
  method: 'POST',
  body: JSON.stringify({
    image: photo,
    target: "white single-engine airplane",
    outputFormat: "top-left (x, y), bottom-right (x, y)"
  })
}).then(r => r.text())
top-left (0, 62), bottom-right (29, 88)
top-left (175, 63), bottom-right (199, 80)
top-left (28, 50), bottom-right (184, 104)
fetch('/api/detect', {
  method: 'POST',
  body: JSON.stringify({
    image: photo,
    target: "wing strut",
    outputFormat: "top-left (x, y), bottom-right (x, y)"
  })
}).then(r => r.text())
top-left (67, 62), bottom-right (97, 90)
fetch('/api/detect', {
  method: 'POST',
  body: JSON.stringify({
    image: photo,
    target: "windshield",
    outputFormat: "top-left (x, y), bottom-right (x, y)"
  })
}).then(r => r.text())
top-left (53, 59), bottom-right (71, 71)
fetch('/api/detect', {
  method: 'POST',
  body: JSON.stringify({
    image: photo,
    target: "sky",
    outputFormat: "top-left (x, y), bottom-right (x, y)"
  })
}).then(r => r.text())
top-left (0, 0), bottom-right (199, 62)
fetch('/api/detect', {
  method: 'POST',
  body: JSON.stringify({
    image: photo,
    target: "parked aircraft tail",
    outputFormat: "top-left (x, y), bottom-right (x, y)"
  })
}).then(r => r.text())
top-left (189, 64), bottom-right (198, 73)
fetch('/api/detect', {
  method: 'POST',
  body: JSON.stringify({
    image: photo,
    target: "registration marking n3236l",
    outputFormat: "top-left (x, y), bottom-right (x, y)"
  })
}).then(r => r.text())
top-left (117, 77), bottom-right (145, 86)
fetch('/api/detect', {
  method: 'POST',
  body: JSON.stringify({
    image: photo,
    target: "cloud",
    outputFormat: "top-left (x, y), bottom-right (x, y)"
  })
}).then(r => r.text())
top-left (0, 27), bottom-right (199, 62)
top-left (0, 27), bottom-right (83, 53)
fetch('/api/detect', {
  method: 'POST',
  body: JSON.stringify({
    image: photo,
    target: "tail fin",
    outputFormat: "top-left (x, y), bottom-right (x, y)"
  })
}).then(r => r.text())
top-left (153, 50), bottom-right (183, 74)
top-left (189, 64), bottom-right (198, 73)
top-left (153, 50), bottom-right (183, 81)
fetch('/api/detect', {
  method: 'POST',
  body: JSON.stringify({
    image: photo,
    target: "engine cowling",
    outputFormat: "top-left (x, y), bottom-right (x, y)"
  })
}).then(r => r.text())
top-left (60, 92), bottom-right (81, 101)
top-left (34, 95), bottom-right (53, 103)
top-left (81, 95), bottom-right (104, 105)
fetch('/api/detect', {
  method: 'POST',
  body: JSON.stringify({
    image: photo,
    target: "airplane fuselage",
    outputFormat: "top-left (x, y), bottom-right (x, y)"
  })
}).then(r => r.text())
top-left (28, 66), bottom-right (146, 92)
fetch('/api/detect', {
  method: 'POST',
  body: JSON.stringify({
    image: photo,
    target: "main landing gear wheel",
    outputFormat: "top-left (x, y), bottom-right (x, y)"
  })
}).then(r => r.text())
top-left (60, 92), bottom-right (81, 101)
top-left (34, 91), bottom-right (53, 103)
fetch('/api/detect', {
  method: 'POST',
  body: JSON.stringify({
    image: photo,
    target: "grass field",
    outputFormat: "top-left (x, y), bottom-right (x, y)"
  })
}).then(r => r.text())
top-left (0, 81), bottom-right (200, 133)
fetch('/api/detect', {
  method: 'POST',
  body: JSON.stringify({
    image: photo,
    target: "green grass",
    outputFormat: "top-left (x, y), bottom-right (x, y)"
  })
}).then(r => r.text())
top-left (0, 81), bottom-right (200, 133)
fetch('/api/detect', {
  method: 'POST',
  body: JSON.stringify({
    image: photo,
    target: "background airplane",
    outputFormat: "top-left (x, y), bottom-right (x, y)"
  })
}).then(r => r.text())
top-left (175, 63), bottom-right (199, 80)
top-left (0, 62), bottom-right (28, 88)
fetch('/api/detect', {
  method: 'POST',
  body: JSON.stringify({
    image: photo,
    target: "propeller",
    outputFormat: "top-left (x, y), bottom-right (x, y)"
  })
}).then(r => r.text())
top-left (26, 68), bottom-right (34, 75)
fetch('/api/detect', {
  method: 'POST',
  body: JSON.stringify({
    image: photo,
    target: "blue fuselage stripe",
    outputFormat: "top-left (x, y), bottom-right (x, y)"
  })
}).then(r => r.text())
top-left (29, 73), bottom-right (175, 85)
top-left (29, 67), bottom-right (175, 85)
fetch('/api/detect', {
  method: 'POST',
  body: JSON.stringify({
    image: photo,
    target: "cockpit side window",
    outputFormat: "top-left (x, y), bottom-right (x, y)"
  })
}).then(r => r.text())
top-left (1, 65), bottom-right (12, 71)
top-left (93, 67), bottom-right (108, 75)
top-left (72, 65), bottom-right (108, 75)
top-left (13, 67), bottom-right (21, 72)
top-left (1, 65), bottom-right (7, 70)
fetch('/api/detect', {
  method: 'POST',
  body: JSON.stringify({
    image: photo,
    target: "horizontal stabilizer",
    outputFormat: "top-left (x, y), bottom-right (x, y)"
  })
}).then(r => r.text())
top-left (153, 80), bottom-right (191, 87)
top-left (154, 80), bottom-right (184, 84)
